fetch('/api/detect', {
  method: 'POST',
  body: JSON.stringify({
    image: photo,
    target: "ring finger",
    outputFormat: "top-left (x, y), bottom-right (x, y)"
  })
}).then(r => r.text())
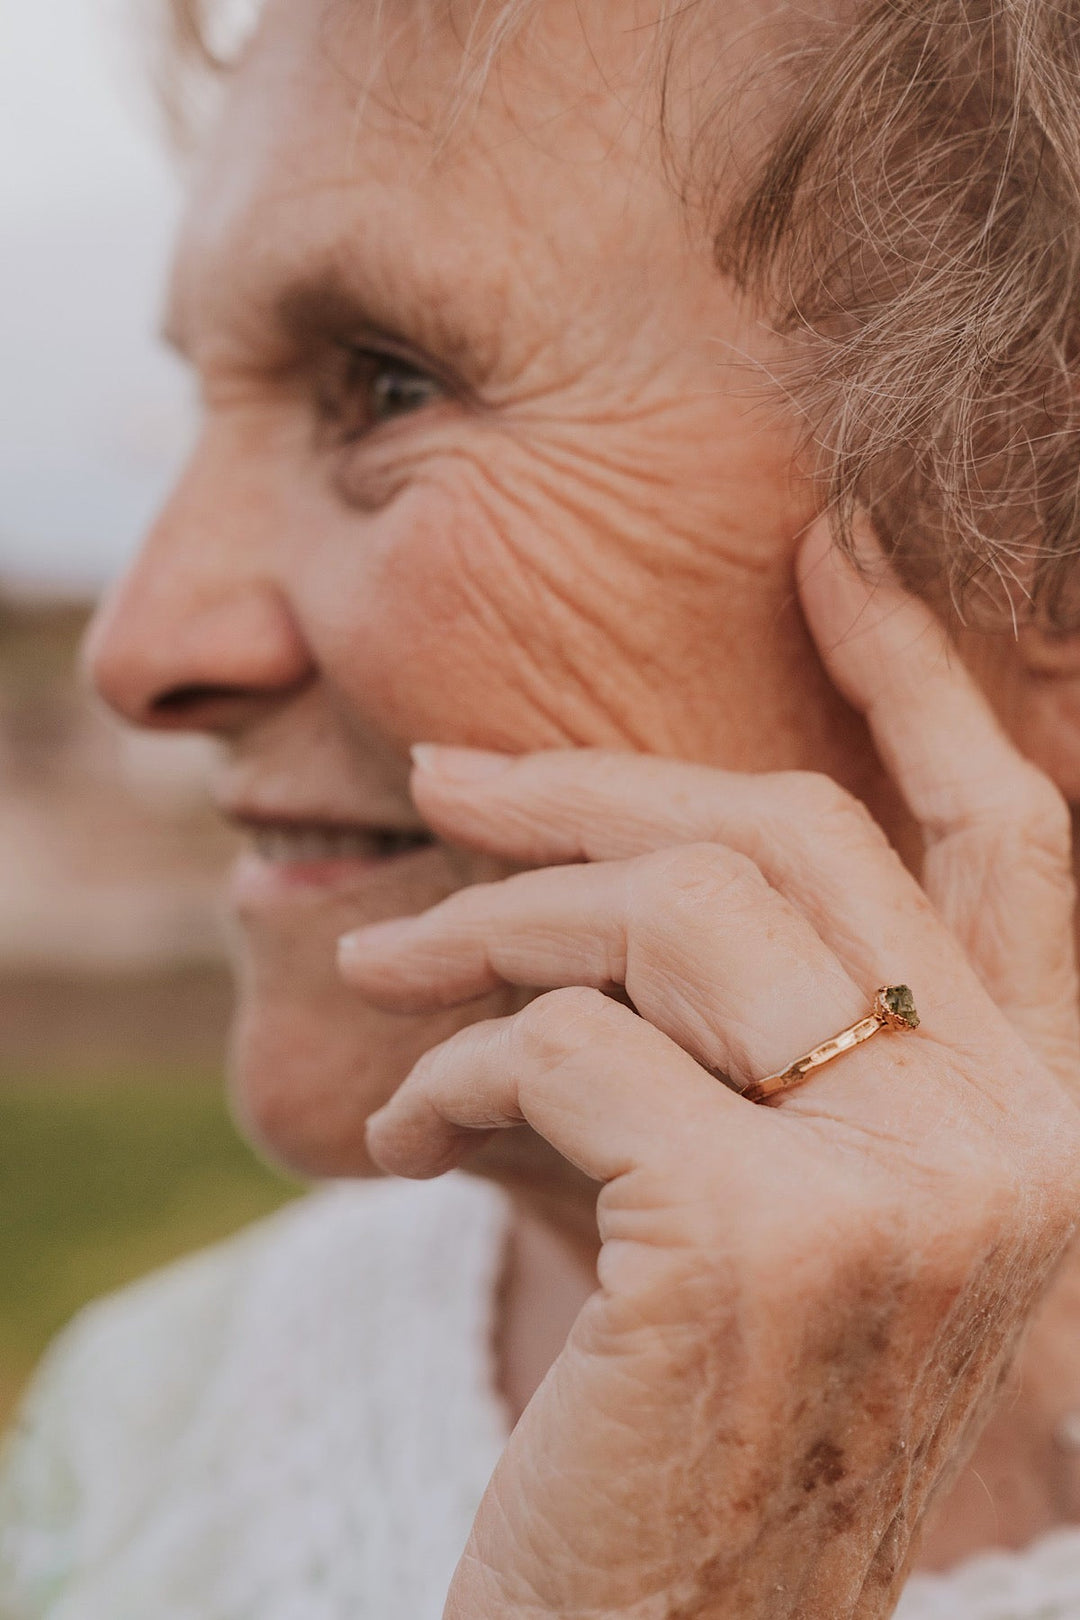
top-left (341, 840), bottom-right (905, 1098)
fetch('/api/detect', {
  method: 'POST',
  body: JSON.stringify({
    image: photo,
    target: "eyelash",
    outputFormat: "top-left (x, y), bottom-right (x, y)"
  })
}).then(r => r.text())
top-left (315, 345), bottom-right (444, 445)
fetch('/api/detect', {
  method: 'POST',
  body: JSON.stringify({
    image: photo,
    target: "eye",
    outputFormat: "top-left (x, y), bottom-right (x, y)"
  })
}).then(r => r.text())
top-left (315, 345), bottom-right (444, 444)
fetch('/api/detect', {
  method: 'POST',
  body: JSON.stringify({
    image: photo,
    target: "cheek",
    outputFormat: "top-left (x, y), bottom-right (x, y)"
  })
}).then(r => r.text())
top-left (294, 429), bottom-right (832, 766)
top-left (302, 477), bottom-right (610, 752)
top-left (226, 468), bottom-right (607, 1179)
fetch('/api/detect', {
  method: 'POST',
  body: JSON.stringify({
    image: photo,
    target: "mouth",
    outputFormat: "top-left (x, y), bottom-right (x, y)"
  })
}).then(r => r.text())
top-left (225, 812), bottom-right (439, 902)
top-left (247, 822), bottom-right (435, 865)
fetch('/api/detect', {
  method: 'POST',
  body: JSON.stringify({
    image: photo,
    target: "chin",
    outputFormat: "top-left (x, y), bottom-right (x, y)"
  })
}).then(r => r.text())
top-left (227, 1001), bottom-right (390, 1180)
top-left (219, 833), bottom-right (526, 1178)
top-left (224, 936), bottom-right (524, 1182)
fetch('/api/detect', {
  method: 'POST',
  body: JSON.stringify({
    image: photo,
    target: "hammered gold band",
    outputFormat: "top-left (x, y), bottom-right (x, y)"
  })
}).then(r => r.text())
top-left (742, 986), bottom-right (920, 1106)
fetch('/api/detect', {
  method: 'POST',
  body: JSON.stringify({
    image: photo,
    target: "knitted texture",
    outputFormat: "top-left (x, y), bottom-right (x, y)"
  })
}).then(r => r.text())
top-left (897, 1530), bottom-right (1080, 1620)
top-left (0, 1175), bottom-right (510, 1619)
top-left (1, 1171), bottom-right (1077, 1618)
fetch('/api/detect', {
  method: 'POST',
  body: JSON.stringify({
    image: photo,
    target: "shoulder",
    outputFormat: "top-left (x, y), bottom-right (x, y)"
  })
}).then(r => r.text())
top-left (0, 1173), bottom-right (509, 1616)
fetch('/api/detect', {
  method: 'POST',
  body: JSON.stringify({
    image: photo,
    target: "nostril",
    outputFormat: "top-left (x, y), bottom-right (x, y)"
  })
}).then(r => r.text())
top-left (150, 683), bottom-right (255, 718)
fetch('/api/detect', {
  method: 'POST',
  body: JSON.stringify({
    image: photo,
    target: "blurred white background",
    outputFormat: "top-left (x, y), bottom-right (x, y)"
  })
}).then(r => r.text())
top-left (0, 0), bottom-right (237, 981)
top-left (0, 1), bottom-right (293, 1442)
top-left (0, 0), bottom-right (194, 589)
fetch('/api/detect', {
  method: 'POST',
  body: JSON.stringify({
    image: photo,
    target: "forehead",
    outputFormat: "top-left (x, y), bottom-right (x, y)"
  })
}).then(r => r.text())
top-left (168, 0), bottom-right (789, 381)
top-left (169, 0), bottom-right (700, 370)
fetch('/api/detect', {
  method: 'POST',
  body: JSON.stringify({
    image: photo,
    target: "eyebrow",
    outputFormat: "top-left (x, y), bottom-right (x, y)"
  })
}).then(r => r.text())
top-left (275, 272), bottom-right (452, 367)
top-left (282, 259), bottom-right (500, 388)
top-left (165, 253), bottom-right (496, 398)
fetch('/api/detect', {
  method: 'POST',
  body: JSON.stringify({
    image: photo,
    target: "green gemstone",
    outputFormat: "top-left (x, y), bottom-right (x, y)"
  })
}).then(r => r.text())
top-left (883, 984), bottom-right (920, 1028)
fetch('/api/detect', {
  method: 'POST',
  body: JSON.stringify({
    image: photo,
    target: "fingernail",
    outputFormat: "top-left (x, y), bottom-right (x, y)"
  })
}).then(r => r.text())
top-left (338, 917), bottom-right (418, 966)
top-left (410, 744), bottom-right (514, 782)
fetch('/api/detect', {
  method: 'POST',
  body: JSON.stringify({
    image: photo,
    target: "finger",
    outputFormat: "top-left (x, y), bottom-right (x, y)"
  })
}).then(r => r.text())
top-left (365, 986), bottom-right (752, 1185)
top-left (407, 747), bottom-right (975, 1015)
top-left (342, 841), bottom-right (889, 1093)
top-left (406, 523), bottom-right (1075, 1060)
top-left (797, 516), bottom-right (1079, 1062)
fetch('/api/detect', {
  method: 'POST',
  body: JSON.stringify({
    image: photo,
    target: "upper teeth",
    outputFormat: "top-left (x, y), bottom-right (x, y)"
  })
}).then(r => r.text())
top-left (252, 827), bottom-right (430, 863)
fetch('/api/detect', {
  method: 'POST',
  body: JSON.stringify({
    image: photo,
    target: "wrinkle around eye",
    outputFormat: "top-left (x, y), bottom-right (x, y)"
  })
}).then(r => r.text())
top-left (327, 402), bottom-right (471, 511)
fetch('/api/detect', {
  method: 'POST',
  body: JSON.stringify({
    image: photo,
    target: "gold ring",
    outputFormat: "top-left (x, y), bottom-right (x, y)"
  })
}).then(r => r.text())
top-left (742, 985), bottom-right (920, 1105)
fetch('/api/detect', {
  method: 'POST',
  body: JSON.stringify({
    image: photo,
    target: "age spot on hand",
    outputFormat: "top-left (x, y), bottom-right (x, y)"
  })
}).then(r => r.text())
top-left (801, 1438), bottom-right (847, 1493)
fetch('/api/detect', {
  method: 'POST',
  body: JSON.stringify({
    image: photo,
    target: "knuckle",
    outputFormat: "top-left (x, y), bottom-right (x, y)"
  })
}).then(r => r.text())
top-left (511, 985), bottom-right (619, 1064)
top-left (1008, 766), bottom-right (1073, 859)
top-left (955, 766), bottom-right (1076, 888)
top-left (642, 841), bottom-right (767, 909)
top-left (780, 771), bottom-right (889, 848)
top-left (784, 769), bottom-right (851, 818)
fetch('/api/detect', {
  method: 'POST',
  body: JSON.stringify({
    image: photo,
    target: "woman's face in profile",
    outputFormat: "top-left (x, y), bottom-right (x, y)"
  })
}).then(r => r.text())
top-left (87, 0), bottom-right (890, 1176)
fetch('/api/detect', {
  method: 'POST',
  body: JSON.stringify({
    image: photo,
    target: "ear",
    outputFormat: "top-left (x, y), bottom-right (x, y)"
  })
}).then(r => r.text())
top-left (1001, 625), bottom-right (1080, 801)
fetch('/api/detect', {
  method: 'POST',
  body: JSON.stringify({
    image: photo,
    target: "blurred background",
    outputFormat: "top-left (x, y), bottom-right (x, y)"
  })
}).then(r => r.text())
top-left (0, 0), bottom-right (296, 1426)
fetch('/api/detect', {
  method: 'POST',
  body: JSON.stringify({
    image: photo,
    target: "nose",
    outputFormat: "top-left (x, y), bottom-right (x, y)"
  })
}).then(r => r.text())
top-left (85, 445), bottom-right (314, 734)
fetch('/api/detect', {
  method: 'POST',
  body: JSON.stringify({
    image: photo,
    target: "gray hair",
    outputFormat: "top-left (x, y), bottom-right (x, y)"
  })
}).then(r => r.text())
top-left (165, 0), bottom-right (1080, 626)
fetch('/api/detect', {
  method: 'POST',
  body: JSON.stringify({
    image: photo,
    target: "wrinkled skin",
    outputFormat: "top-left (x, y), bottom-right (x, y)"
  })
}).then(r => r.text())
top-left (345, 531), bottom-right (1080, 1612)
top-left (86, 0), bottom-right (1080, 1612)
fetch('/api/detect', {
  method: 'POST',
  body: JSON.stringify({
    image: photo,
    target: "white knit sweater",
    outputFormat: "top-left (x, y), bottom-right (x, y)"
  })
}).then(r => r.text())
top-left (1, 1173), bottom-right (1078, 1619)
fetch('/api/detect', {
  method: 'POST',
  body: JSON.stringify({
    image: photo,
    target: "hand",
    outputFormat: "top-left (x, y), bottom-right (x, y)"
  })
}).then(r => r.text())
top-left (339, 519), bottom-right (1080, 1618)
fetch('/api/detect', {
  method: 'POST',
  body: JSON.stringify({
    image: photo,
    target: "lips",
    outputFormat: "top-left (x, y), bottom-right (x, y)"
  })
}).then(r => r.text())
top-left (249, 823), bottom-right (435, 865)
top-left (219, 802), bottom-right (441, 908)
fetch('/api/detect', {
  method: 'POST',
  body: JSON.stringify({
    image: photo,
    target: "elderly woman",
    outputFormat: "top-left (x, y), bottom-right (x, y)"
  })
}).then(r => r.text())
top-left (5, 0), bottom-right (1080, 1614)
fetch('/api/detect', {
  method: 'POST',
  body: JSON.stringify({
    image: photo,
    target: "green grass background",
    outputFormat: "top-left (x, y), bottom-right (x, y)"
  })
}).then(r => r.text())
top-left (0, 1071), bottom-right (300, 1428)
